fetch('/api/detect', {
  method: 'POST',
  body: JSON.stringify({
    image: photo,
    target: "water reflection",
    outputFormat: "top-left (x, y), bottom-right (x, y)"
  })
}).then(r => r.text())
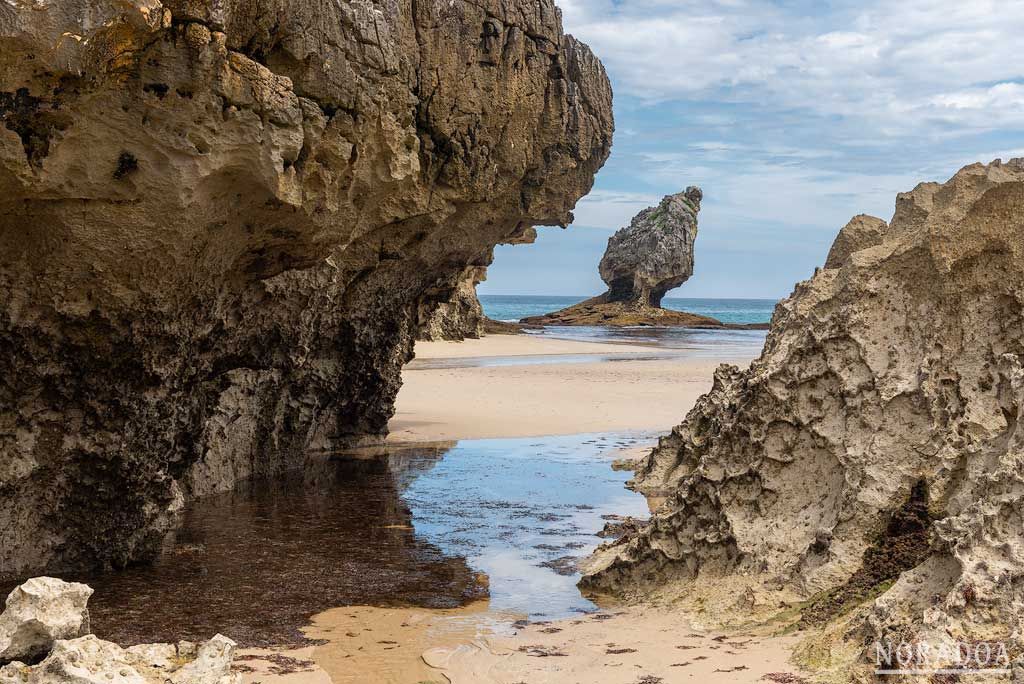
top-left (531, 325), bottom-right (768, 356)
top-left (0, 433), bottom-right (651, 647)
top-left (398, 433), bottom-right (651, 619)
top-left (405, 352), bottom-right (686, 369)
top-left (1, 446), bottom-right (478, 647)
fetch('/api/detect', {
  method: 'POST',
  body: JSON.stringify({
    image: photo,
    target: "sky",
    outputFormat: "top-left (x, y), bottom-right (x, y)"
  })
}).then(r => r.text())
top-left (481, 0), bottom-right (1024, 300)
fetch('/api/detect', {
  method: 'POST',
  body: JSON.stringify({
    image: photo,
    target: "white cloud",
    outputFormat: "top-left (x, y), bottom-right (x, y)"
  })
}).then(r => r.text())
top-left (561, 0), bottom-right (1024, 132)
top-left (630, 152), bottom-right (922, 233)
top-left (570, 190), bottom-right (660, 230)
top-left (930, 84), bottom-right (1024, 111)
top-left (548, 0), bottom-right (1024, 297)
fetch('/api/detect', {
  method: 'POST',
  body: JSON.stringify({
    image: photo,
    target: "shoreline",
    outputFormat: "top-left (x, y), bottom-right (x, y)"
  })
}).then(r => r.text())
top-left (389, 334), bottom-right (759, 443)
top-left (237, 334), bottom-right (804, 683)
top-left (240, 602), bottom-right (805, 684)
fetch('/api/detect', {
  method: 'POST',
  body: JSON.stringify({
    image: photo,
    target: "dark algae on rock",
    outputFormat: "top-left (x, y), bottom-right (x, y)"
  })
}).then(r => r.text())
top-left (798, 480), bottom-right (934, 628)
top-left (0, 0), bottom-right (613, 574)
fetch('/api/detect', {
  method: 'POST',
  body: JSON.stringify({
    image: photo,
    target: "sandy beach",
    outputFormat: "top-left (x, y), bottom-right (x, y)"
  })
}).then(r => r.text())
top-left (234, 334), bottom-right (807, 684)
top-left (389, 335), bottom-right (757, 442)
top-left (5, 2), bottom-right (1011, 681)
top-left (240, 602), bottom-right (805, 684)
top-left (424, 605), bottom-right (805, 684)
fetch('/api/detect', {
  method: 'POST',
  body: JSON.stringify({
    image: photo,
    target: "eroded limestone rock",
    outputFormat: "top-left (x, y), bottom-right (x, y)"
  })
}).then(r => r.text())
top-left (0, 634), bottom-right (240, 684)
top-left (0, 578), bottom-right (239, 684)
top-left (0, 0), bottom-right (613, 573)
top-left (417, 265), bottom-right (489, 341)
top-left (824, 214), bottom-right (887, 269)
top-left (0, 578), bottom-right (92, 664)
top-left (522, 187), bottom-right (766, 328)
top-left (416, 226), bottom-right (538, 341)
top-left (582, 159), bottom-right (1024, 666)
top-left (157, 635), bottom-right (237, 684)
top-left (600, 187), bottom-right (703, 307)
top-left (2, 636), bottom-right (149, 684)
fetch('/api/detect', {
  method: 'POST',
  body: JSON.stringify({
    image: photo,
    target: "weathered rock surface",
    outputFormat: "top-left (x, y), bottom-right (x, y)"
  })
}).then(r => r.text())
top-left (417, 265), bottom-right (489, 341)
top-left (0, 0), bottom-right (613, 573)
top-left (582, 160), bottom-right (1024, 666)
top-left (0, 578), bottom-right (92, 664)
top-left (0, 634), bottom-right (239, 684)
top-left (416, 226), bottom-right (538, 341)
top-left (0, 579), bottom-right (239, 683)
top-left (2, 635), bottom-right (149, 684)
top-left (824, 214), bottom-right (887, 269)
top-left (600, 187), bottom-right (703, 307)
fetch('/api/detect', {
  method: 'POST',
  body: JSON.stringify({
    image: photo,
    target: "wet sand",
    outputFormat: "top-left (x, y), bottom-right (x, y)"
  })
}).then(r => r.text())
top-left (240, 604), bottom-right (805, 684)
top-left (425, 605), bottom-right (804, 684)
top-left (236, 335), bottom-right (805, 684)
top-left (239, 603), bottom-right (513, 684)
top-left (390, 335), bottom-right (757, 442)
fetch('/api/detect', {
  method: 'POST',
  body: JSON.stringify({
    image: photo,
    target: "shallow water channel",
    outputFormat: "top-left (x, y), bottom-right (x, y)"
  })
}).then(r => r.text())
top-left (2, 432), bottom-right (651, 648)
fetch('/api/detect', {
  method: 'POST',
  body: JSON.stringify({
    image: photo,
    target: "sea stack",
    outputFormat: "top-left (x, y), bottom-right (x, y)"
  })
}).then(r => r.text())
top-left (523, 187), bottom-right (753, 327)
top-left (600, 186), bottom-right (702, 307)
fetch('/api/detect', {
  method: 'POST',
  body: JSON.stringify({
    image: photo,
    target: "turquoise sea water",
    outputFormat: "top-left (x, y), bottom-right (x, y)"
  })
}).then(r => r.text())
top-left (480, 295), bottom-right (777, 355)
top-left (480, 294), bottom-right (777, 325)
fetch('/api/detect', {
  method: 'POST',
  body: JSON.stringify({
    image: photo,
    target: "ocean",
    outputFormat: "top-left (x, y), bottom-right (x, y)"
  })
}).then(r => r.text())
top-left (479, 295), bottom-right (778, 356)
top-left (479, 295), bottom-right (777, 326)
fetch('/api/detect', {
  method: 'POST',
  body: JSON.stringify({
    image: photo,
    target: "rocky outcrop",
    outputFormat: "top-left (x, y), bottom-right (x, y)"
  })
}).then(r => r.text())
top-left (417, 266), bottom-right (489, 341)
top-left (0, 0), bottom-right (613, 574)
top-left (824, 214), bottom-right (887, 269)
top-left (416, 226), bottom-right (538, 341)
top-left (600, 187), bottom-right (703, 307)
top-left (0, 578), bottom-right (92, 664)
top-left (0, 578), bottom-right (238, 682)
top-left (583, 160), bottom-right (1024, 667)
top-left (520, 295), bottom-right (735, 327)
top-left (523, 187), bottom-right (763, 328)
top-left (0, 634), bottom-right (239, 684)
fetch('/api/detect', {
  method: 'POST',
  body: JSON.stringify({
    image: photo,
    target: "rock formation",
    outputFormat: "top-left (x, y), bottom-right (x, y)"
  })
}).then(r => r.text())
top-left (0, 577), bottom-right (238, 683)
top-left (522, 187), bottom-right (762, 327)
top-left (0, 578), bottom-right (92, 664)
top-left (417, 265), bottom-right (489, 341)
top-left (824, 214), bottom-right (887, 269)
top-left (582, 159), bottom-right (1024, 671)
top-left (416, 226), bottom-right (538, 341)
top-left (0, 0), bottom-right (613, 574)
top-left (601, 187), bottom-right (703, 307)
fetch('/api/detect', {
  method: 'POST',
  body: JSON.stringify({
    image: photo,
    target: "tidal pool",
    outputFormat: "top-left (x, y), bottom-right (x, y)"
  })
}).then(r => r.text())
top-left (0, 432), bottom-right (651, 647)
top-left (396, 432), bottom-right (651, 619)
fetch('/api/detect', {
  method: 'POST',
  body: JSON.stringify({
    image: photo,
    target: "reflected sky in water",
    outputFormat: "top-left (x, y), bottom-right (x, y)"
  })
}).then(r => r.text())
top-left (0, 433), bottom-right (652, 645)
top-left (529, 325), bottom-right (767, 357)
top-left (399, 432), bottom-right (652, 619)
